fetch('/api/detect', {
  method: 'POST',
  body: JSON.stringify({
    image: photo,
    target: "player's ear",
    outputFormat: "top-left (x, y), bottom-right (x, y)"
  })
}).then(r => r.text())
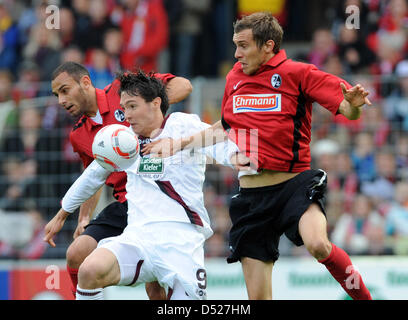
top-left (152, 97), bottom-right (162, 110)
top-left (264, 40), bottom-right (275, 54)
top-left (79, 75), bottom-right (92, 90)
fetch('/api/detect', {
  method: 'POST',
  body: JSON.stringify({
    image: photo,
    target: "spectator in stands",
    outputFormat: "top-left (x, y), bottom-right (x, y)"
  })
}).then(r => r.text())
top-left (86, 48), bottom-right (114, 89)
top-left (0, 69), bottom-right (12, 102)
top-left (61, 45), bottom-right (85, 64)
top-left (361, 148), bottom-right (397, 203)
top-left (58, 7), bottom-right (76, 49)
top-left (307, 28), bottom-right (337, 70)
top-left (385, 181), bottom-right (408, 254)
top-left (85, 0), bottom-right (115, 51)
top-left (16, 0), bottom-right (38, 48)
top-left (13, 60), bottom-right (43, 99)
top-left (170, 0), bottom-right (211, 78)
top-left (378, 0), bottom-right (408, 33)
top-left (23, 23), bottom-right (61, 81)
top-left (118, 0), bottom-right (169, 72)
top-left (367, 0), bottom-right (408, 83)
top-left (70, 0), bottom-right (91, 52)
top-left (351, 131), bottom-right (377, 182)
top-left (361, 104), bottom-right (390, 148)
top-left (395, 134), bottom-right (408, 180)
top-left (331, 193), bottom-right (386, 255)
top-left (337, 23), bottom-right (376, 74)
top-left (0, 70), bottom-right (17, 149)
top-left (333, 151), bottom-right (359, 214)
top-left (332, 0), bottom-right (376, 41)
top-left (0, 105), bottom-right (68, 217)
top-left (103, 27), bottom-right (124, 72)
top-left (0, 156), bottom-right (37, 212)
top-left (0, 2), bottom-right (19, 72)
top-left (0, 207), bottom-right (47, 260)
top-left (384, 59), bottom-right (408, 131)
top-left (323, 54), bottom-right (345, 77)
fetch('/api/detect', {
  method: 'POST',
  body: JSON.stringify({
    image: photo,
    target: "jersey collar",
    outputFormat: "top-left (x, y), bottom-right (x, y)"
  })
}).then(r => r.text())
top-left (263, 49), bottom-right (287, 68)
top-left (95, 88), bottom-right (109, 115)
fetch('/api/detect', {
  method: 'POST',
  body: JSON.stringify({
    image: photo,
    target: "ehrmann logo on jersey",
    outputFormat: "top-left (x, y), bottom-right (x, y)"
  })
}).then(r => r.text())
top-left (233, 94), bottom-right (281, 113)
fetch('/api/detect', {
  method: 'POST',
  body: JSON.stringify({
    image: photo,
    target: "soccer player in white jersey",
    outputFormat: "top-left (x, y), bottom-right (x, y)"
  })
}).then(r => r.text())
top-left (43, 71), bottom-right (239, 300)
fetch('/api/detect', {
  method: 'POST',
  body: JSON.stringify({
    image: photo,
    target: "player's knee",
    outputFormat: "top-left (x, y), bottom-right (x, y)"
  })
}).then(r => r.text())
top-left (305, 238), bottom-right (332, 260)
top-left (66, 236), bottom-right (97, 269)
top-left (78, 257), bottom-right (106, 289)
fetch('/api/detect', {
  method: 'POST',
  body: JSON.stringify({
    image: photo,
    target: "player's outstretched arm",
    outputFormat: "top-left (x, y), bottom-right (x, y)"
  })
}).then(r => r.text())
top-left (166, 77), bottom-right (193, 104)
top-left (142, 120), bottom-right (226, 157)
top-left (338, 82), bottom-right (372, 120)
top-left (43, 161), bottom-right (109, 246)
top-left (73, 187), bottom-right (103, 239)
top-left (43, 208), bottom-right (70, 247)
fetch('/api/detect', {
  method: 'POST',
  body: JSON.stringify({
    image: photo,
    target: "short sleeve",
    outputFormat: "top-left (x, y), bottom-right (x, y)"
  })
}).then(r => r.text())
top-left (302, 64), bottom-right (352, 115)
top-left (153, 72), bottom-right (176, 85)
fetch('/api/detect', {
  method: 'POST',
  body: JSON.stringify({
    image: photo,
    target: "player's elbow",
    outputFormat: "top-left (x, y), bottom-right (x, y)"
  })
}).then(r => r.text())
top-left (183, 78), bottom-right (193, 96)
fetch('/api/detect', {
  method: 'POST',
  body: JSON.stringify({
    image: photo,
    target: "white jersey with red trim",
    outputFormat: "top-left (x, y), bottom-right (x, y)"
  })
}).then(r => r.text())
top-left (62, 112), bottom-right (239, 239)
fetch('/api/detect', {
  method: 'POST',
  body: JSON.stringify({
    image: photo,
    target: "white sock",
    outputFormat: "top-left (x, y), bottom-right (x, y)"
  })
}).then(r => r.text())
top-left (76, 286), bottom-right (104, 300)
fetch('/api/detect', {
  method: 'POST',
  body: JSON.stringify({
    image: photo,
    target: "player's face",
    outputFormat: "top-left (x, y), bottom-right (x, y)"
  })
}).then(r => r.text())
top-left (233, 29), bottom-right (272, 75)
top-left (51, 72), bottom-right (91, 117)
top-left (120, 91), bottom-right (162, 137)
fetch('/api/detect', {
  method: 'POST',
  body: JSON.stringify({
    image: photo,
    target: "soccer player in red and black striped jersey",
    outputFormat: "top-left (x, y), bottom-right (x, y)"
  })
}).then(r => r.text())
top-left (144, 12), bottom-right (373, 300)
top-left (45, 62), bottom-right (192, 299)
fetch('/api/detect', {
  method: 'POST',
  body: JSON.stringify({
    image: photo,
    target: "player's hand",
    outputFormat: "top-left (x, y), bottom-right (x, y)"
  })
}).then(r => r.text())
top-left (142, 138), bottom-right (181, 158)
top-left (43, 208), bottom-right (70, 247)
top-left (340, 82), bottom-right (372, 108)
top-left (73, 218), bottom-right (90, 239)
top-left (230, 152), bottom-right (258, 171)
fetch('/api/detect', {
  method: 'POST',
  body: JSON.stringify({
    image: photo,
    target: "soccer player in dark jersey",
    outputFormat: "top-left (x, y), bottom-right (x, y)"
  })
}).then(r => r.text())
top-left (143, 12), bottom-right (373, 300)
top-left (45, 61), bottom-right (192, 299)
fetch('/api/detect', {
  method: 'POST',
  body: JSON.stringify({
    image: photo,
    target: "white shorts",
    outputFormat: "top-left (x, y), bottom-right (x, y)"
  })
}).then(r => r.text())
top-left (98, 221), bottom-right (207, 300)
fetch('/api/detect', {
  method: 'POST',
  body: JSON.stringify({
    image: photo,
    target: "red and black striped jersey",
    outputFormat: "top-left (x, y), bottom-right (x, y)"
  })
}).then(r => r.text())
top-left (221, 49), bottom-right (352, 172)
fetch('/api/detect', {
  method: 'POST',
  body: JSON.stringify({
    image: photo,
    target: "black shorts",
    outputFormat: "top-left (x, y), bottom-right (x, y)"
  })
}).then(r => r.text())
top-left (82, 201), bottom-right (128, 243)
top-left (227, 169), bottom-right (327, 264)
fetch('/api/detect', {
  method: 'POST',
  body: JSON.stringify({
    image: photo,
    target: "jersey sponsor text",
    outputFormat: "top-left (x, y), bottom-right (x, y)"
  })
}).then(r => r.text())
top-left (233, 94), bottom-right (281, 113)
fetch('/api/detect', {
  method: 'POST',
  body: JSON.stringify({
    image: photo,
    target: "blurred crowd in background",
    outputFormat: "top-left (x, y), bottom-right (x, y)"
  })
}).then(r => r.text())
top-left (1, 0), bottom-right (408, 260)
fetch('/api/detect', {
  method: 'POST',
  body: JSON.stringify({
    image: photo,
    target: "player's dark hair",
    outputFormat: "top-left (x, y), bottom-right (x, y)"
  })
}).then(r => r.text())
top-left (52, 61), bottom-right (90, 83)
top-left (233, 12), bottom-right (283, 54)
top-left (117, 70), bottom-right (169, 116)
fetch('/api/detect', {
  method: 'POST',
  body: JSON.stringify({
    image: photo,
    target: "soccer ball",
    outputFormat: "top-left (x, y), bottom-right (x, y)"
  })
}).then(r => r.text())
top-left (92, 124), bottom-right (139, 171)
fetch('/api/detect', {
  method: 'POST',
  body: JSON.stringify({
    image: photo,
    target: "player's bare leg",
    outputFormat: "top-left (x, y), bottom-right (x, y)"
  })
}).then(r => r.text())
top-left (241, 257), bottom-right (273, 300)
top-left (298, 203), bottom-right (332, 260)
top-left (299, 203), bottom-right (372, 300)
top-left (76, 248), bottom-right (120, 299)
top-left (66, 235), bottom-right (98, 269)
top-left (145, 282), bottom-right (167, 300)
top-left (66, 235), bottom-right (98, 297)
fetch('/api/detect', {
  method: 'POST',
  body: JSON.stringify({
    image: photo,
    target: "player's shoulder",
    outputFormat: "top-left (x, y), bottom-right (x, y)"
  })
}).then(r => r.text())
top-left (166, 112), bottom-right (201, 125)
top-left (284, 58), bottom-right (316, 71)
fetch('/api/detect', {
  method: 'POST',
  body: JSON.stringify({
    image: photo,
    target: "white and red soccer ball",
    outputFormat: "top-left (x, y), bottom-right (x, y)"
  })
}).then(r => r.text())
top-left (92, 124), bottom-right (139, 171)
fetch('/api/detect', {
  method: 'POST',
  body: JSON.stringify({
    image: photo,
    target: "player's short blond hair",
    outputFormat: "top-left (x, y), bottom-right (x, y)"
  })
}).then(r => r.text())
top-left (233, 12), bottom-right (283, 54)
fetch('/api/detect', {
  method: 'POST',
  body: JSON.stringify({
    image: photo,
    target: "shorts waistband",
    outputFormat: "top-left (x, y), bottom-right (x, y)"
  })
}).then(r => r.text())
top-left (238, 169), bottom-right (319, 193)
